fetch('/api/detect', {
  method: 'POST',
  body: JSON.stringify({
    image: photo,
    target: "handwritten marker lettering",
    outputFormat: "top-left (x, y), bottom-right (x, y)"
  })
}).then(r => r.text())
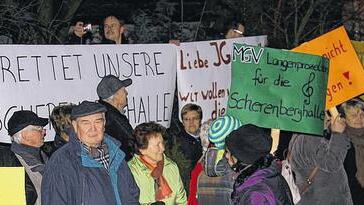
top-left (233, 45), bottom-right (264, 64)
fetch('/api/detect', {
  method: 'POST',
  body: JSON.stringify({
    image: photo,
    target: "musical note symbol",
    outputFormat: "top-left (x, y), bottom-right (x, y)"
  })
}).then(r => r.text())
top-left (301, 72), bottom-right (315, 105)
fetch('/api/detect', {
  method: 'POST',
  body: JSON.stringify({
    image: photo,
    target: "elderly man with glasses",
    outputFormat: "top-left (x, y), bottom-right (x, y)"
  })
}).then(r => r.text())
top-left (41, 101), bottom-right (139, 205)
top-left (3, 110), bottom-right (49, 205)
top-left (103, 15), bottom-right (127, 44)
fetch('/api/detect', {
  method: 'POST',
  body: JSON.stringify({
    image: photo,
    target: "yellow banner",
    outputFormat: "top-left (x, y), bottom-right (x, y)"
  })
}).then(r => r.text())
top-left (360, 94), bottom-right (364, 102)
top-left (352, 40), bottom-right (364, 67)
top-left (0, 167), bottom-right (26, 205)
top-left (292, 26), bottom-right (364, 108)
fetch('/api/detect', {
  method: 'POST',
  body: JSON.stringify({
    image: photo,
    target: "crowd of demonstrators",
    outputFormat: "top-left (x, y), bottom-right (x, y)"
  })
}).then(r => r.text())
top-left (1, 111), bottom-right (49, 205)
top-left (1, 79), bottom-right (363, 205)
top-left (2, 11), bottom-right (364, 205)
top-left (41, 101), bottom-right (139, 205)
top-left (97, 75), bottom-right (135, 161)
top-left (128, 122), bottom-right (187, 205)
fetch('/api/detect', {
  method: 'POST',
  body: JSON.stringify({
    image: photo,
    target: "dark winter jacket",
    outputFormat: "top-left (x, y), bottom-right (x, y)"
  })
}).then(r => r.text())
top-left (0, 144), bottom-right (37, 205)
top-left (66, 32), bottom-right (92, 44)
top-left (99, 100), bottom-right (135, 161)
top-left (344, 127), bottom-right (364, 205)
top-left (101, 34), bottom-right (128, 44)
top-left (41, 134), bottom-right (140, 205)
top-left (173, 128), bottom-right (203, 194)
top-left (345, 143), bottom-right (364, 205)
top-left (232, 161), bottom-right (293, 205)
top-left (177, 129), bottom-right (203, 168)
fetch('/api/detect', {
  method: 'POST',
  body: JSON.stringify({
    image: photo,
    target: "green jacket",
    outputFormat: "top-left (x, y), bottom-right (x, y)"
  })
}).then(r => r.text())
top-left (128, 155), bottom-right (187, 205)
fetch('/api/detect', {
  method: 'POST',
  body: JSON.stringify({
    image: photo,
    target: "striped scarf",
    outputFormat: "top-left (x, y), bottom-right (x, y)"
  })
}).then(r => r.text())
top-left (81, 142), bottom-right (110, 170)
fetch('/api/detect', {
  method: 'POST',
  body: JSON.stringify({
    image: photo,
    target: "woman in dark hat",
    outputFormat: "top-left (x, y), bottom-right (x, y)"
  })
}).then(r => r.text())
top-left (224, 124), bottom-right (293, 205)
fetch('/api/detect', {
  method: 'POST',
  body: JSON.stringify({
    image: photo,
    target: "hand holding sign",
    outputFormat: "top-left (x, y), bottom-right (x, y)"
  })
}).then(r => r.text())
top-left (330, 115), bottom-right (346, 133)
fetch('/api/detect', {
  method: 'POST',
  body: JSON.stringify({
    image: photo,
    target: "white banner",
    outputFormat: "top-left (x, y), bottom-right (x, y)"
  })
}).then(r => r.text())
top-left (177, 36), bottom-right (267, 122)
top-left (0, 44), bottom-right (176, 143)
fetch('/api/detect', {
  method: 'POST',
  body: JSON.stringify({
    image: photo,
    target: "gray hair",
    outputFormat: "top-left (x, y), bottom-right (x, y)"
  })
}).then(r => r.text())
top-left (11, 125), bottom-right (41, 144)
top-left (11, 131), bottom-right (22, 144)
top-left (102, 93), bottom-right (125, 113)
top-left (103, 94), bottom-right (115, 103)
top-left (340, 98), bottom-right (364, 115)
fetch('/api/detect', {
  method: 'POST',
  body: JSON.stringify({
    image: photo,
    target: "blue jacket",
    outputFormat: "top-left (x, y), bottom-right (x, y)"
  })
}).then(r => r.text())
top-left (41, 134), bottom-right (139, 205)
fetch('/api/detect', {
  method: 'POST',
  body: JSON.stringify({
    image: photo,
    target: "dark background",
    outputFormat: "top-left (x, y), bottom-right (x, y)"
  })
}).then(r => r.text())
top-left (1, 0), bottom-right (362, 47)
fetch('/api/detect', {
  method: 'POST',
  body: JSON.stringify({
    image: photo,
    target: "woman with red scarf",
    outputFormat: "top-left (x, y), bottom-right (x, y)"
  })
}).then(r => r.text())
top-left (128, 122), bottom-right (187, 205)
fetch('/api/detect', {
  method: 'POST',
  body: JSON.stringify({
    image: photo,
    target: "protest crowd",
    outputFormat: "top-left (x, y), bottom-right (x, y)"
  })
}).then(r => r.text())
top-left (1, 12), bottom-right (364, 205)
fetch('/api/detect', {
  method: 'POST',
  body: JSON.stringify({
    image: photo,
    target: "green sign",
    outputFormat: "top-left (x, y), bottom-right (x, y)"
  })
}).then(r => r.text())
top-left (227, 44), bottom-right (329, 135)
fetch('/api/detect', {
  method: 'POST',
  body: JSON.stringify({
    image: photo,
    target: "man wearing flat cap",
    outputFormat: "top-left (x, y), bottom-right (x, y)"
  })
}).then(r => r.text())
top-left (42, 101), bottom-right (139, 205)
top-left (97, 74), bottom-right (134, 161)
top-left (1, 110), bottom-right (49, 205)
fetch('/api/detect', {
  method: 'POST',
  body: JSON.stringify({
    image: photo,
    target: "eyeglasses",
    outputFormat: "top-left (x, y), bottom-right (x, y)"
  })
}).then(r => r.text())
top-left (233, 29), bottom-right (243, 35)
top-left (183, 117), bottom-right (200, 122)
top-left (78, 118), bottom-right (105, 131)
top-left (104, 23), bottom-right (119, 30)
top-left (29, 126), bottom-right (46, 133)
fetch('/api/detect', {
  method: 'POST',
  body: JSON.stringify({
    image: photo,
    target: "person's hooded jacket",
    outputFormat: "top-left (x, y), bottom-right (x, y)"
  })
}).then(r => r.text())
top-left (289, 133), bottom-right (352, 205)
top-left (232, 161), bottom-right (293, 205)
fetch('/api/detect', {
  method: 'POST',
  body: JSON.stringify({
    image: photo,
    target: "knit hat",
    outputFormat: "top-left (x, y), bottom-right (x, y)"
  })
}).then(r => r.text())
top-left (97, 75), bottom-right (132, 99)
top-left (225, 124), bottom-right (272, 164)
top-left (208, 115), bottom-right (242, 149)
